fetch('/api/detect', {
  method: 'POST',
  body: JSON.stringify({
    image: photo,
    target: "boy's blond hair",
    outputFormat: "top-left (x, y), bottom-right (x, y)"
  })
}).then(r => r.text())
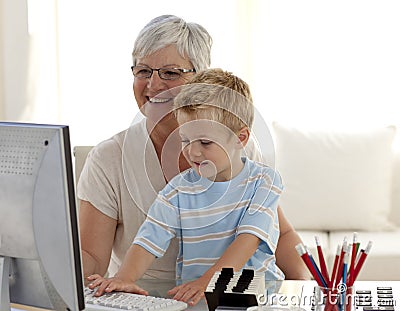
top-left (173, 68), bottom-right (254, 133)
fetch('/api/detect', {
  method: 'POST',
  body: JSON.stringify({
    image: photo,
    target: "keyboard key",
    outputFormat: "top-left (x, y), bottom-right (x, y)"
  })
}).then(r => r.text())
top-left (84, 288), bottom-right (187, 311)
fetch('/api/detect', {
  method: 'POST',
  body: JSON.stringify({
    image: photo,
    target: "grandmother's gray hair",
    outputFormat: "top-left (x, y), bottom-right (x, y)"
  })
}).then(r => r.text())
top-left (132, 15), bottom-right (212, 72)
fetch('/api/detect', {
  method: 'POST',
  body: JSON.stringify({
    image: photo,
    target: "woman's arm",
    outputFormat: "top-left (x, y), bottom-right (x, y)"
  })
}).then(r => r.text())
top-left (79, 200), bottom-right (117, 283)
top-left (275, 206), bottom-right (310, 280)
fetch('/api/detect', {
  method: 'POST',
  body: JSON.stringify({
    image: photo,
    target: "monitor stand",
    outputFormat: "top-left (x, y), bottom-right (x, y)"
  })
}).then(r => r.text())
top-left (0, 256), bottom-right (11, 311)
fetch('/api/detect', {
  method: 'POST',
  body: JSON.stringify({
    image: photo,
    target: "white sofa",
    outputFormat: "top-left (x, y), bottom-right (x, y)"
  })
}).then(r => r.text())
top-left (271, 122), bottom-right (400, 281)
top-left (74, 122), bottom-right (400, 281)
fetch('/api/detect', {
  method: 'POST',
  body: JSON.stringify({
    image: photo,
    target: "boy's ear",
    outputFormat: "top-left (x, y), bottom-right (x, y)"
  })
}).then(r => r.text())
top-left (236, 127), bottom-right (250, 149)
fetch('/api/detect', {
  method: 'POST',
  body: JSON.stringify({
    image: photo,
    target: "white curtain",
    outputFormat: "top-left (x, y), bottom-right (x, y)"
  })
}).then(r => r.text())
top-left (1, 0), bottom-right (399, 148)
top-left (0, 0), bottom-right (59, 121)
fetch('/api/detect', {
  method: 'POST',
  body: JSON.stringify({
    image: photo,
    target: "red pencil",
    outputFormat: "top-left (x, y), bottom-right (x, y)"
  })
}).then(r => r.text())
top-left (334, 238), bottom-right (347, 288)
top-left (350, 241), bottom-right (372, 285)
top-left (329, 244), bottom-right (341, 288)
top-left (348, 232), bottom-right (358, 285)
top-left (295, 243), bottom-right (327, 288)
top-left (325, 244), bottom-right (344, 311)
top-left (315, 236), bottom-right (330, 285)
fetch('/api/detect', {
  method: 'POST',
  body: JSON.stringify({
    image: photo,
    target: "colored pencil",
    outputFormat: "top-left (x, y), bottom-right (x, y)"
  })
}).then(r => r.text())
top-left (350, 241), bottom-right (372, 285)
top-left (315, 236), bottom-right (330, 285)
top-left (329, 244), bottom-right (341, 289)
top-left (295, 243), bottom-right (327, 288)
top-left (348, 232), bottom-right (358, 285)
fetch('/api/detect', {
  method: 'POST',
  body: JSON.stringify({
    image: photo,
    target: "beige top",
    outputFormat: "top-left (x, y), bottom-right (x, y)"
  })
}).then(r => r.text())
top-left (77, 118), bottom-right (262, 278)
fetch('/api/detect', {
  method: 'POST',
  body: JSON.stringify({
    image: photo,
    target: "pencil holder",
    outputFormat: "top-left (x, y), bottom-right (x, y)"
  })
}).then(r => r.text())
top-left (315, 284), bottom-right (353, 311)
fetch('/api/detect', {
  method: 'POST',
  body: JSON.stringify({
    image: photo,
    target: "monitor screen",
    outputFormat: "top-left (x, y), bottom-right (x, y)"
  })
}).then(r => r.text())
top-left (0, 122), bottom-right (85, 310)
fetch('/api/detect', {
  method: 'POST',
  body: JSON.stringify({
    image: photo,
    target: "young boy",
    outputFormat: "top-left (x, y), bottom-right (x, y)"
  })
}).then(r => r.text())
top-left (88, 69), bottom-right (284, 306)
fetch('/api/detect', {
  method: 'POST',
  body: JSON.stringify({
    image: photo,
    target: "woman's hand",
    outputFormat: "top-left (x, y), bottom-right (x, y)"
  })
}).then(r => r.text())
top-left (79, 200), bottom-right (117, 282)
top-left (167, 277), bottom-right (209, 306)
top-left (87, 274), bottom-right (148, 297)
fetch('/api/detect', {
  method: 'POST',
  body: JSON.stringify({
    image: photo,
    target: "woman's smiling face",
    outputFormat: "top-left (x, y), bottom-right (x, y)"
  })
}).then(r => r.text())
top-left (133, 45), bottom-right (195, 111)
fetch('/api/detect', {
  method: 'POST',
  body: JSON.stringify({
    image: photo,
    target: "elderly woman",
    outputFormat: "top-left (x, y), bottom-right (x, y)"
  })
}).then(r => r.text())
top-left (78, 15), bottom-right (308, 286)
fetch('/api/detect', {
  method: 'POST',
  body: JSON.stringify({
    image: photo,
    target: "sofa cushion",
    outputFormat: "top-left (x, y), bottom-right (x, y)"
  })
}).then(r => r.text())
top-left (272, 122), bottom-right (396, 231)
top-left (390, 149), bottom-right (400, 226)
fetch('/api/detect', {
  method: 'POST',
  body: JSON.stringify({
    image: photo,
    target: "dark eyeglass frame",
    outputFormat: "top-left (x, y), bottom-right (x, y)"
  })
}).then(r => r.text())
top-left (131, 65), bottom-right (196, 80)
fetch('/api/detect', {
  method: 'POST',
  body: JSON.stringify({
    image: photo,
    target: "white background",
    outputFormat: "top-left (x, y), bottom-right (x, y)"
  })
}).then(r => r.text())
top-left (1, 0), bottom-right (399, 148)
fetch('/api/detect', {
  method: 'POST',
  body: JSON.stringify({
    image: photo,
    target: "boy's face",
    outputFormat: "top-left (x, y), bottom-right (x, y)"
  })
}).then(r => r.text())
top-left (177, 116), bottom-right (242, 182)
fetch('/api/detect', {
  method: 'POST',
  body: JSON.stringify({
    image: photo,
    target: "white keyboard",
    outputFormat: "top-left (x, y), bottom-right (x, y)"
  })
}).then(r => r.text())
top-left (84, 287), bottom-right (187, 311)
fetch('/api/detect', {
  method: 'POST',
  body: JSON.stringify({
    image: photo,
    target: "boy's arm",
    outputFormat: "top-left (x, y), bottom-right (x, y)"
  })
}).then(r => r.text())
top-left (200, 233), bottom-right (260, 282)
top-left (88, 244), bottom-right (156, 296)
top-left (168, 233), bottom-right (259, 305)
top-left (115, 244), bottom-right (156, 281)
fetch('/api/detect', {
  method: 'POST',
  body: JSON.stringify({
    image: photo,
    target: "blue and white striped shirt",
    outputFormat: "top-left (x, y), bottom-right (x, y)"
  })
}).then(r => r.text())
top-left (133, 158), bottom-right (285, 281)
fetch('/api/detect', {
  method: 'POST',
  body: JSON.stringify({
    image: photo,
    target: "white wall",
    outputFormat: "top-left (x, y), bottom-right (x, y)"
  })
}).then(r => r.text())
top-left (251, 0), bottom-right (400, 132)
top-left (0, 0), bottom-right (30, 121)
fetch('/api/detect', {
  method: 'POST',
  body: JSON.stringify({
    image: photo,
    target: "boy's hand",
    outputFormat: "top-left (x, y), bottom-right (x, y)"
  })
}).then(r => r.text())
top-left (87, 274), bottom-right (148, 297)
top-left (167, 277), bottom-right (208, 306)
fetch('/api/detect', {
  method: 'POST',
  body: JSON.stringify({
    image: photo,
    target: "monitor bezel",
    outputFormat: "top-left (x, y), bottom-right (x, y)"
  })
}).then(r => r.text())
top-left (0, 121), bottom-right (85, 310)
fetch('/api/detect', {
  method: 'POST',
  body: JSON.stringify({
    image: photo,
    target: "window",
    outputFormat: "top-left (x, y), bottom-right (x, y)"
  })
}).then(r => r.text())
top-left (1, 0), bottom-right (399, 148)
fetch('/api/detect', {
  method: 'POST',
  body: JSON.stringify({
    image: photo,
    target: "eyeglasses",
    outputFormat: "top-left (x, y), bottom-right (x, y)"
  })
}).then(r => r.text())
top-left (131, 66), bottom-right (196, 80)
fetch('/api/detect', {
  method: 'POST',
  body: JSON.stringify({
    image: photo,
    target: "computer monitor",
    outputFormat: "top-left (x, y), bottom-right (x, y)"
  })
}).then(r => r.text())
top-left (0, 122), bottom-right (85, 310)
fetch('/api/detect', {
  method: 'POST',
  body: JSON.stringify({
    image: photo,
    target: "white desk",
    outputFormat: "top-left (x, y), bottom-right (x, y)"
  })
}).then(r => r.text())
top-left (10, 280), bottom-right (400, 311)
top-left (9, 280), bottom-right (307, 311)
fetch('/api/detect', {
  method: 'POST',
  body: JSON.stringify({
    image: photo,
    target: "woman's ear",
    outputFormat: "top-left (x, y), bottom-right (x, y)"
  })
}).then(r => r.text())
top-left (235, 127), bottom-right (250, 149)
